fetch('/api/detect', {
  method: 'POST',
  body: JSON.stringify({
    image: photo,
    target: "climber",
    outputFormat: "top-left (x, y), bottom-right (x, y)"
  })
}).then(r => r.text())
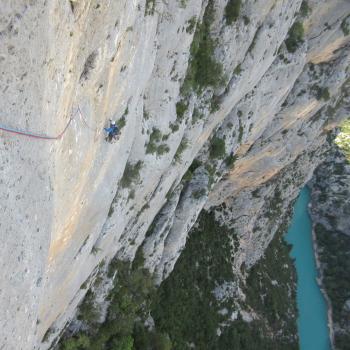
top-left (104, 119), bottom-right (120, 143)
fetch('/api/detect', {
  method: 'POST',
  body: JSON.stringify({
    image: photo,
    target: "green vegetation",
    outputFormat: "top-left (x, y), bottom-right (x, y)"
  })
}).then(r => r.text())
top-left (77, 288), bottom-right (100, 325)
top-left (210, 95), bottom-right (220, 113)
top-left (117, 108), bottom-right (128, 130)
top-left (156, 144), bottom-right (170, 155)
top-left (174, 137), bottom-right (189, 163)
top-left (225, 153), bottom-right (237, 167)
top-left (120, 161), bottom-right (143, 188)
top-left (247, 28), bottom-right (259, 53)
top-left (181, 0), bottom-right (224, 95)
top-left (252, 188), bottom-right (260, 198)
top-left (312, 149), bottom-right (350, 348)
top-left (225, 0), bottom-right (242, 25)
top-left (186, 16), bottom-right (197, 34)
top-left (58, 258), bottom-right (171, 350)
top-left (117, 116), bottom-right (126, 130)
top-left (145, 0), bottom-right (155, 16)
top-left (191, 107), bottom-right (203, 124)
top-left (238, 123), bottom-right (244, 143)
top-left (233, 64), bottom-right (242, 76)
top-left (147, 128), bottom-right (161, 151)
top-left (151, 210), bottom-right (298, 349)
top-left (209, 137), bottom-right (226, 159)
top-left (204, 163), bottom-right (216, 189)
top-left (264, 188), bottom-right (283, 221)
top-left (341, 16), bottom-right (350, 36)
top-left (182, 159), bottom-right (202, 184)
top-left (175, 0), bottom-right (226, 126)
top-left (179, 0), bottom-right (188, 8)
top-left (311, 85), bottom-right (330, 101)
top-left (176, 101), bottom-right (188, 122)
top-left (246, 231), bottom-right (298, 343)
top-left (299, 1), bottom-right (311, 18)
top-left (335, 118), bottom-right (350, 160)
top-left (59, 205), bottom-right (298, 350)
top-left (143, 109), bottom-right (150, 120)
top-left (128, 189), bottom-right (135, 201)
top-left (107, 204), bottom-right (114, 217)
top-left (243, 15), bottom-right (250, 25)
top-left (285, 21), bottom-right (304, 53)
top-left (146, 128), bottom-right (170, 156)
top-left (151, 211), bottom-right (238, 349)
top-left (315, 223), bottom-right (350, 349)
top-left (61, 334), bottom-right (90, 350)
top-left (169, 122), bottom-right (179, 133)
top-left (192, 188), bottom-right (206, 199)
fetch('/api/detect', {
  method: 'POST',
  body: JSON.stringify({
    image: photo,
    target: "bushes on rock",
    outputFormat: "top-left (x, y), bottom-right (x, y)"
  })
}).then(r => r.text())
top-left (225, 153), bottom-right (237, 168)
top-left (192, 188), bottom-right (206, 199)
top-left (145, 0), bottom-right (155, 16)
top-left (58, 257), bottom-right (171, 350)
top-left (120, 161), bottom-right (143, 188)
top-left (299, 1), bottom-right (310, 18)
top-left (186, 16), bottom-right (197, 34)
top-left (146, 128), bottom-right (170, 156)
top-left (285, 21), bottom-right (304, 53)
top-left (225, 0), bottom-right (241, 25)
top-left (174, 138), bottom-right (189, 163)
top-left (176, 101), bottom-right (188, 121)
top-left (210, 137), bottom-right (226, 159)
top-left (181, 0), bottom-right (224, 95)
top-left (61, 334), bottom-right (90, 350)
top-left (341, 16), bottom-right (350, 36)
top-left (311, 85), bottom-right (330, 101)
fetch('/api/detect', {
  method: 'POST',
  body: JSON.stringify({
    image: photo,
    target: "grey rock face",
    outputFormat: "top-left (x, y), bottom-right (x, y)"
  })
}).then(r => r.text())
top-left (309, 147), bottom-right (350, 348)
top-left (0, 0), bottom-right (349, 349)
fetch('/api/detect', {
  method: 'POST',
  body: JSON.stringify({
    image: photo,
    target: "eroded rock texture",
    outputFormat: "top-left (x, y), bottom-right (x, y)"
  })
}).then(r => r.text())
top-left (0, 0), bottom-right (349, 349)
top-left (309, 147), bottom-right (350, 349)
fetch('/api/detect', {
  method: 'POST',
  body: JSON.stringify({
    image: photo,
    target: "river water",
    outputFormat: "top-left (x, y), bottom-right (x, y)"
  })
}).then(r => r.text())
top-left (285, 187), bottom-right (331, 350)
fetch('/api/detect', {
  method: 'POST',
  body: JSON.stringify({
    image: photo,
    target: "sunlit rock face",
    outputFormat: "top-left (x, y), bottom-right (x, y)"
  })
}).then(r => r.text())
top-left (0, 0), bottom-right (348, 349)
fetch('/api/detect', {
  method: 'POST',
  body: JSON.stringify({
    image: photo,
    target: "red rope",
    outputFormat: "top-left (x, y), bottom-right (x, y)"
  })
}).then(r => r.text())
top-left (0, 106), bottom-right (96, 141)
top-left (0, 117), bottom-right (74, 141)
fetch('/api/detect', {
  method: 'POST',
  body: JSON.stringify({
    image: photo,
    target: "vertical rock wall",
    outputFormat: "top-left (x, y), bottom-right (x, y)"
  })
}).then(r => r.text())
top-left (0, 0), bottom-right (348, 349)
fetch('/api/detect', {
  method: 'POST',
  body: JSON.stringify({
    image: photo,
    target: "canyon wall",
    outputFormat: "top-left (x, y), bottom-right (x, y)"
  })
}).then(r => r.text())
top-left (0, 0), bottom-right (349, 349)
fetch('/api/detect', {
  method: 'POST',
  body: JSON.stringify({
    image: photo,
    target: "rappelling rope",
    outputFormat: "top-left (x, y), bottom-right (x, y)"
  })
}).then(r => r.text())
top-left (0, 116), bottom-right (74, 141)
top-left (0, 105), bottom-right (98, 141)
top-left (77, 106), bottom-right (98, 132)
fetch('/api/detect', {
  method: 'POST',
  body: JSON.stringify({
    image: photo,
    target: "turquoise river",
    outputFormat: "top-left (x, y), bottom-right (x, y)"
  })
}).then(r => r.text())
top-left (285, 187), bottom-right (331, 350)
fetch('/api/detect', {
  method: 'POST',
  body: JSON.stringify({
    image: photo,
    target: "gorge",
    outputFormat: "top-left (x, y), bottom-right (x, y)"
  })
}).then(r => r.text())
top-left (0, 0), bottom-right (349, 349)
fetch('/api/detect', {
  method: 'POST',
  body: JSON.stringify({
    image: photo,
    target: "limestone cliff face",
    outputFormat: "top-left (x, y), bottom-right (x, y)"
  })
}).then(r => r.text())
top-left (0, 1), bottom-right (349, 349)
top-left (309, 146), bottom-right (350, 349)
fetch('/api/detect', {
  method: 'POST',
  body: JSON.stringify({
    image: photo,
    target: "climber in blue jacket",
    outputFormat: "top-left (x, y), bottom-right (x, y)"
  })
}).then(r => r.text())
top-left (104, 119), bottom-right (119, 142)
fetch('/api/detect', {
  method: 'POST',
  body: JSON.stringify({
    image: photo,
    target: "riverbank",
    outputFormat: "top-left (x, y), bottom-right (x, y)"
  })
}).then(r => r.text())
top-left (309, 200), bottom-right (334, 349)
top-left (307, 147), bottom-right (350, 349)
top-left (285, 187), bottom-right (331, 350)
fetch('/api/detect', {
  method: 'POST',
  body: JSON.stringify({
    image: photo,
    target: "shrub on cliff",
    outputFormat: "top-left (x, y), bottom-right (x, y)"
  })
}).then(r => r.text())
top-left (311, 85), bottom-right (330, 101)
top-left (285, 21), bottom-right (304, 53)
top-left (146, 128), bottom-right (170, 156)
top-left (174, 137), bottom-right (189, 163)
top-left (120, 161), bottom-right (143, 188)
top-left (210, 137), bottom-right (226, 159)
top-left (176, 101), bottom-right (188, 121)
top-left (341, 15), bottom-right (350, 36)
top-left (299, 1), bottom-right (311, 18)
top-left (225, 0), bottom-right (241, 24)
top-left (181, 0), bottom-right (224, 94)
